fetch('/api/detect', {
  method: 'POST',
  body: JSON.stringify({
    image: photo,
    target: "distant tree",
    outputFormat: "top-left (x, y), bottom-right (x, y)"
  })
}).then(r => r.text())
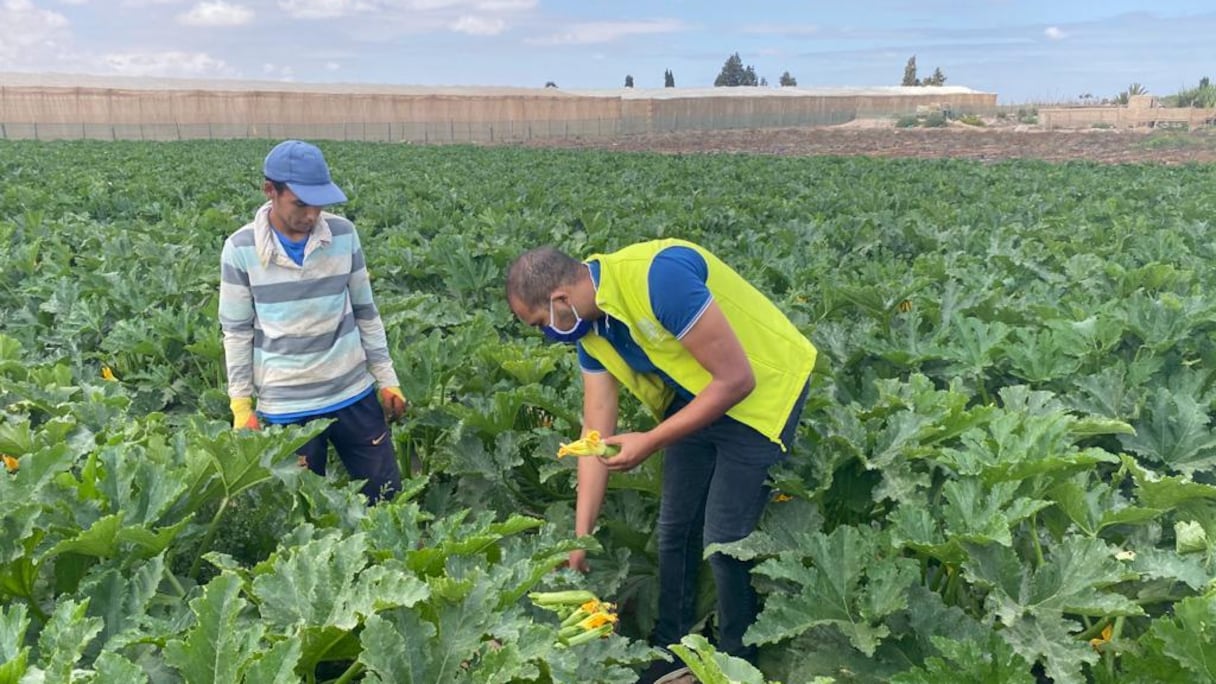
top-left (759, 76), bottom-right (768, 87)
top-left (1168, 77), bottom-right (1216, 107)
top-left (714, 52), bottom-right (758, 87)
top-left (779, 71), bottom-right (797, 86)
top-left (902, 55), bottom-right (919, 86)
top-left (902, 56), bottom-right (948, 87)
top-left (544, 81), bottom-right (558, 88)
top-left (664, 69), bottom-right (675, 87)
top-left (1115, 82), bottom-right (1148, 104)
top-left (624, 74), bottom-right (634, 88)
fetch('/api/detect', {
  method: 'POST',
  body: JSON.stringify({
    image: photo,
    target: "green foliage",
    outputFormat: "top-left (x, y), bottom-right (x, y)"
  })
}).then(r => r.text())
top-left (670, 634), bottom-right (773, 684)
top-left (1169, 83), bottom-right (1216, 108)
top-left (714, 52), bottom-right (759, 87)
top-left (902, 55), bottom-right (918, 86)
top-left (3, 141), bottom-right (1216, 682)
top-left (900, 55), bottom-right (946, 86)
top-left (923, 111), bottom-right (948, 127)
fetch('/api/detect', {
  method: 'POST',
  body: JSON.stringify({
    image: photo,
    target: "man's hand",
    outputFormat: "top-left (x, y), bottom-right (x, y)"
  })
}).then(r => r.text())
top-left (599, 432), bottom-right (656, 472)
top-left (230, 397), bottom-right (260, 431)
top-left (379, 386), bottom-right (408, 422)
top-left (566, 549), bottom-right (590, 573)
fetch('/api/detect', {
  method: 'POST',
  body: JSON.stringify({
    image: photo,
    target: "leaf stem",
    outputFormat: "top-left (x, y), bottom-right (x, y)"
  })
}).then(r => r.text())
top-left (188, 496), bottom-right (229, 581)
top-left (332, 660), bottom-right (364, 684)
top-left (1029, 514), bottom-right (1045, 569)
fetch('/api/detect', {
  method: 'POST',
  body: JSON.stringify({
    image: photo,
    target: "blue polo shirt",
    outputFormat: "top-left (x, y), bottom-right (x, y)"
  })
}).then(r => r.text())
top-left (576, 246), bottom-right (712, 400)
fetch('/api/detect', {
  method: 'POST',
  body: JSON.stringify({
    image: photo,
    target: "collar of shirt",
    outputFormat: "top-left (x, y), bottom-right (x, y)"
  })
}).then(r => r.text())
top-left (253, 202), bottom-right (333, 268)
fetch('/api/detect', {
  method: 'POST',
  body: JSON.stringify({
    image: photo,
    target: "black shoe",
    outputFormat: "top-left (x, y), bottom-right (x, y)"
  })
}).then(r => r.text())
top-left (636, 654), bottom-right (690, 684)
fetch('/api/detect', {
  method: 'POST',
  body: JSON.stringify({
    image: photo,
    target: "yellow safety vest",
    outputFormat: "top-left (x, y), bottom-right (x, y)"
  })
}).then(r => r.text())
top-left (580, 239), bottom-right (816, 448)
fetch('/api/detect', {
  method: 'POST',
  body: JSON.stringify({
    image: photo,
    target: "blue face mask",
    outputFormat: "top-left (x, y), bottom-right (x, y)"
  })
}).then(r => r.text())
top-left (543, 299), bottom-right (593, 343)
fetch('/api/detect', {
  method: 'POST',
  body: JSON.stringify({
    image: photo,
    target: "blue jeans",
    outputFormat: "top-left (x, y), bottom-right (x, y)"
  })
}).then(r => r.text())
top-left (652, 383), bottom-right (807, 662)
top-left (288, 390), bottom-right (402, 504)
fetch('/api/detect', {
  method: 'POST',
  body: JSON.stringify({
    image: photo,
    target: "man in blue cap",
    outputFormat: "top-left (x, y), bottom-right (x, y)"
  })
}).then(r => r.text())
top-left (218, 140), bottom-right (407, 503)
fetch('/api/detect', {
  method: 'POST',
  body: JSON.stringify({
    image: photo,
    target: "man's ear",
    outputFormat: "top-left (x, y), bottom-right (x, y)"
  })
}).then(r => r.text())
top-left (262, 180), bottom-right (276, 199)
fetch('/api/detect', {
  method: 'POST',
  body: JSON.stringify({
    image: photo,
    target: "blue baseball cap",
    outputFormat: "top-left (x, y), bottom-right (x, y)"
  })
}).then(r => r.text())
top-left (263, 140), bottom-right (347, 206)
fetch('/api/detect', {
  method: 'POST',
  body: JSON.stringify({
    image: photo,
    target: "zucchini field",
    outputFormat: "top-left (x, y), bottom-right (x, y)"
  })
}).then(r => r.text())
top-left (2, 140), bottom-right (1215, 683)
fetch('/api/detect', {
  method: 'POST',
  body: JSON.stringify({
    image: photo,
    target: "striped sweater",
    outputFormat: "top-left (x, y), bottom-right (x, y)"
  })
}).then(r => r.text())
top-left (219, 203), bottom-right (399, 417)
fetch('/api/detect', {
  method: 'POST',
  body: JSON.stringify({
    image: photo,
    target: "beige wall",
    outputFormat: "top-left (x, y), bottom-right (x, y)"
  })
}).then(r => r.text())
top-left (1040, 105), bottom-right (1216, 130)
top-left (0, 85), bottom-right (999, 141)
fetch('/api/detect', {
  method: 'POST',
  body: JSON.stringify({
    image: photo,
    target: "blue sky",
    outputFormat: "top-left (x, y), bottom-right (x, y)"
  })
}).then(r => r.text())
top-left (2, 0), bottom-right (1212, 102)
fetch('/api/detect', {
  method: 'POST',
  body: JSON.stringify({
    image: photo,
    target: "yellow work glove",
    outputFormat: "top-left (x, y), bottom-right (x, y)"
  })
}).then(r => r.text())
top-left (379, 386), bottom-right (407, 422)
top-left (230, 397), bottom-right (261, 430)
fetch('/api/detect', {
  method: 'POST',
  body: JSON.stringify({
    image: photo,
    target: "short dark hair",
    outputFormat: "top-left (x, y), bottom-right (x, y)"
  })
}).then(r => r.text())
top-left (506, 246), bottom-right (584, 310)
top-left (265, 178), bottom-right (287, 193)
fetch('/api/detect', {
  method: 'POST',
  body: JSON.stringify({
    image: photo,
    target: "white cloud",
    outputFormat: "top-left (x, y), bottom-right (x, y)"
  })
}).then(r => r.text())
top-left (278, 0), bottom-right (369, 19)
top-left (103, 50), bottom-right (234, 77)
top-left (743, 23), bottom-right (819, 36)
top-left (262, 62), bottom-right (295, 80)
top-left (1044, 26), bottom-right (1067, 40)
top-left (57, 0), bottom-right (88, 5)
top-left (450, 14), bottom-right (503, 35)
top-left (178, 1), bottom-right (253, 26)
top-left (0, 0), bottom-right (70, 66)
top-left (325, 61), bottom-right (340, 71)
top-left (121, 0), bottom-right (182, 6)
top-left (526, 18), bottom-right (687, 46)
top-left (474, 0), bottom-right (534, 10)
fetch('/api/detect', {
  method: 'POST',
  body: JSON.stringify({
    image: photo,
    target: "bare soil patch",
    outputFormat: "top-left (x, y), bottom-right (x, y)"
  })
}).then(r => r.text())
top-left (516, 121), bottom-right (1216, 164)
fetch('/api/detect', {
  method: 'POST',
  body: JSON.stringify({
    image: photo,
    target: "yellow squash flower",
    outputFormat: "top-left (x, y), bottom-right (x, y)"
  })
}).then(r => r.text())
top-left (578, 611), bottom-right (618, 630)
top-left (1089, 624), bottom-right (1114, 651)
top-left (101, 366), bottom-right (117, 382)
top-left (2, 454), bottom-right (18, 473)
top-left (557, 431), bottom-right (618, 459)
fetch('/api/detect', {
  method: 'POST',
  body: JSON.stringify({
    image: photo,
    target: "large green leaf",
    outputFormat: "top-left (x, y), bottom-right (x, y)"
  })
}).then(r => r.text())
top-left (42, 513), bottom-right (124, 560)
top-left (78, 553), bottom-right (164, 656)
top-left (240, 639), bottom-right (302, 684)
top-left (888, 503), bottom-right (966, 564)
top-left (962, 537), bottom-right (1142, 626)
top-left (747, 525), bottom-right (919, 656)
top-left (87, 651), bottom-right (149, 683)
top-left (669, 634), bottom-right (770, 684)
top-left (890, 633), bottom-right (1035, 684)
top-left (1150, 594), bottom-right (1216, 680)
top-left (1129, 547), bottom-right (1211, 591)
top-left (0, 604), bottom-right (30, 684)
top-left (36, 598), bottom-right (104, 684)
top-left (359, 579), bottom-right (493, 681)
top-left (253, 533), bottom-right (371, 630)
top-left (1000, 613), bottom-right (1097, 684)
top-left (1121, 386), bottom-right (1216, 475)
top-left (1122, 455), bottom-right (1216, 509)
top-left (98, 446), bottom-right (187, 526)
top-left (1050, 478), bottom-right (1162, 537)
top-left (940, 479), bottom-right (1050, 547)
top-left (164, 572), bottom-right (263, 684)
